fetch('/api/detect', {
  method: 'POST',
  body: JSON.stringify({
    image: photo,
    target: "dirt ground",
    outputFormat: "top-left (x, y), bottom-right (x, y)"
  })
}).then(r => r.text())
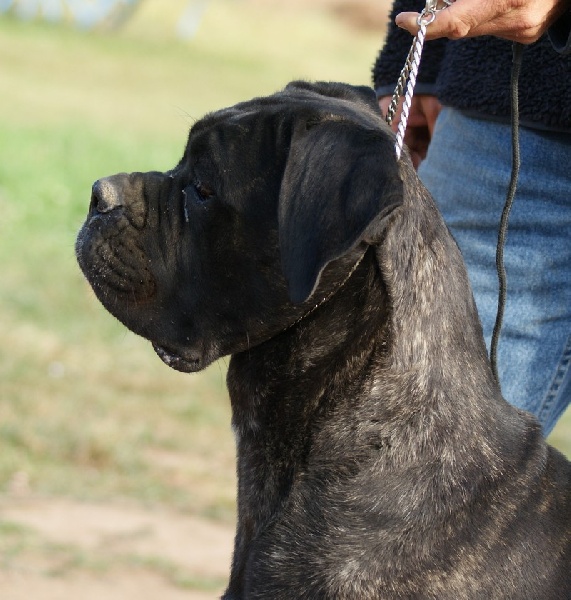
top-left (1, 498), bottom-right (235, 599)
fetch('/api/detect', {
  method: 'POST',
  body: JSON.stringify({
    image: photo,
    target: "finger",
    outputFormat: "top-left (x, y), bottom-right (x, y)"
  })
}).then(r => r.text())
top-left (418, 96), bottom-right (442, 136)
top-left (410, 150), bottom-right (423, 169)
top-left (395, 9), bottom-right (480, 40)
top-left (394, 6), bottom-right (541, 44)
top-left (404, 125), bottom-right (430, 167)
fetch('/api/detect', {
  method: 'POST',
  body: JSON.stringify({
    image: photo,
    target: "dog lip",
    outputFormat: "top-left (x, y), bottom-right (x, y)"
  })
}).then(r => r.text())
top-left (152, 343), bottom-right (201, 373)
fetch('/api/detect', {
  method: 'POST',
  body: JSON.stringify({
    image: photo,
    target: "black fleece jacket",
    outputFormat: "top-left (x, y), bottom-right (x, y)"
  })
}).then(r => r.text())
top-left (372, 1), bottom-right (571, 132)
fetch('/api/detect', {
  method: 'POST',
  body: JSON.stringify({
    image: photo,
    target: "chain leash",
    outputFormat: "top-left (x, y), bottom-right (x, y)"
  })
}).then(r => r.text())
top-left (384, 2), bottom-right (525, 386)
top-left (386, 0), bottom-right (456, 159)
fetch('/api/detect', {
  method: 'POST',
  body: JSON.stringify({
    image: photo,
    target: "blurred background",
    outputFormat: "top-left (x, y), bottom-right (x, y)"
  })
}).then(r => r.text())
top-left (0, 1), bottom-right (568, 598)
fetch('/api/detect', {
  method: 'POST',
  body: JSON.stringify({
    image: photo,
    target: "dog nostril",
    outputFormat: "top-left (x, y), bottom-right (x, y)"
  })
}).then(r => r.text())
top-left (90, 178), bottom-right (123, 214)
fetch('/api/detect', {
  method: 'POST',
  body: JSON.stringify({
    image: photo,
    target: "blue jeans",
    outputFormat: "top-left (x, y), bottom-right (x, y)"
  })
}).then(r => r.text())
top-left (418, 108), bottom-right (571, 436)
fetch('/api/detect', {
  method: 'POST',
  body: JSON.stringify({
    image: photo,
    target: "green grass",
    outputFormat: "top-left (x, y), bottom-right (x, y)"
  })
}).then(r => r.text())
top-left (0, 0), bottom-right (569, 526)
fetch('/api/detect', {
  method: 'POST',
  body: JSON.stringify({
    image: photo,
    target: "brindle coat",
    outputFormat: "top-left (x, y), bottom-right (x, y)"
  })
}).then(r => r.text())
top-left (76, 81), bottom-right (571, 599)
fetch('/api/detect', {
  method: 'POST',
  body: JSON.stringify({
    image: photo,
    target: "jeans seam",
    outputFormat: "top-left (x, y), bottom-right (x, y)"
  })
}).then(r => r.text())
top-left (538, 333), bottom-right (571, 425)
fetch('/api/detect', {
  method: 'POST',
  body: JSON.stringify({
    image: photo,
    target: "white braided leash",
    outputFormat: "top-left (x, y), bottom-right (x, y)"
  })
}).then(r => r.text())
top-left (387, 0), bottom-right (456, 160)
top-left (394, 19), bottom-right (429, 159)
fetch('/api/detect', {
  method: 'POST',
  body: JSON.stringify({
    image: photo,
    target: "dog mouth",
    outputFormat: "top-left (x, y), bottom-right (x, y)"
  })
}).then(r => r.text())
top-left (152, 343), bottom-right (201, 373)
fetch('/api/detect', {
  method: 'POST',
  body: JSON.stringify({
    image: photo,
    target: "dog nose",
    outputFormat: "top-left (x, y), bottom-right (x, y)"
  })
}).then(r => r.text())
top-left (90, 175), bottom-right (125, 214)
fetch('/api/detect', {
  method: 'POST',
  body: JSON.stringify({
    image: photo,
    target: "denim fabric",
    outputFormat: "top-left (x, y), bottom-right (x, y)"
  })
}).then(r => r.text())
top-left (418, 108), bottom-right (571, 436)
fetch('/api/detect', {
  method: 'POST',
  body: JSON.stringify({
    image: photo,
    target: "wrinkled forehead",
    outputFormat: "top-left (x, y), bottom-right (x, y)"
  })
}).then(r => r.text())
top-left (182, 103), bottom-right (282, 166)
top-left (179, 107), bottom-right (289, 179)
top-left (184, 87), bottom-right (384, 157)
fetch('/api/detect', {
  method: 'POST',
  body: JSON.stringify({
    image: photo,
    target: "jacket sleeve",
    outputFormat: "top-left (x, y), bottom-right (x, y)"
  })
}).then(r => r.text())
top-left (372, 0), bottom-right (448, 98)
top-left (548, 7), bottom-right (571, 54)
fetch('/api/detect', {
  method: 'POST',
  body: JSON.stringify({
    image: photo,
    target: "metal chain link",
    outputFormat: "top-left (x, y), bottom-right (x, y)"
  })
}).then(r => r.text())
top-left (386, 0), bottom-right (457, 159)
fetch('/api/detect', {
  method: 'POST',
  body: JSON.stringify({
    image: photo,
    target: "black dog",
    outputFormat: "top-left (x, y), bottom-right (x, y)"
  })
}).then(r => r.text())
top-left (76, 81), bottom-right (570, 599)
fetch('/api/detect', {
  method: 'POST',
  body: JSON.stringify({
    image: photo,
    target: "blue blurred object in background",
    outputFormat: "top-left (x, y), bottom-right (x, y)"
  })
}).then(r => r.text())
top-left (0, 0), bottom-right (210, 35)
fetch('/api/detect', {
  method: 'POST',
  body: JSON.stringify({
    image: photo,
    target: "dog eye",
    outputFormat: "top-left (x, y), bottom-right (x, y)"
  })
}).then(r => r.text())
top-left (182, 180), bottom-right (215, 222)
top-left (193, 180), bottom-right (214, 202)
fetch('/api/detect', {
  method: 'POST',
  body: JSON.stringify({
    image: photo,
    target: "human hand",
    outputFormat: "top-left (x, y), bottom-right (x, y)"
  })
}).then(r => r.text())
top-left (395, 0), bottom-right (569, 44)
top-left (379, 94), bottom-right (441, 169)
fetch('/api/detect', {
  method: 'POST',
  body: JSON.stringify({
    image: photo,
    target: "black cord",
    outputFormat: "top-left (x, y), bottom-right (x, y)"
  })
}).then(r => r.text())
top-left (490, 41), bottom-right (525, 385)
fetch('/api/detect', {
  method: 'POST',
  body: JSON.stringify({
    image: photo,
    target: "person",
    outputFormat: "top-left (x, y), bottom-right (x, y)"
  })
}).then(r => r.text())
top-left (373, 0), bottom-right (571, 436)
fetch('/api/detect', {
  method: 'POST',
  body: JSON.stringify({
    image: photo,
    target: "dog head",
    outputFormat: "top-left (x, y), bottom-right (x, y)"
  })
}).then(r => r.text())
top-left (76, 81), bottom-right (404, 372)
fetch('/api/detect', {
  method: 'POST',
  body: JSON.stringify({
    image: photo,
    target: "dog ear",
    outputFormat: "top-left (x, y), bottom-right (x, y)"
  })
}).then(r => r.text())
top-left (279, 116), bottom-right (403, 304)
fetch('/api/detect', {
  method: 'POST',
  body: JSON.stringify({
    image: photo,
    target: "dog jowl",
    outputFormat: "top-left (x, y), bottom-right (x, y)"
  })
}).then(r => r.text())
top-left (77, 81), bottom-right (571, 600)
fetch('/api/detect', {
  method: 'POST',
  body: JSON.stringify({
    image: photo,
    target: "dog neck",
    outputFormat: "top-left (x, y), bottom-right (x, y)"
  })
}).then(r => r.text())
top-left (226, 248), bottom-right (390, 593)
top-left (224, 186), bottom-right (544, 596)
top-left (227, 179), bottom-right (525, 475)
